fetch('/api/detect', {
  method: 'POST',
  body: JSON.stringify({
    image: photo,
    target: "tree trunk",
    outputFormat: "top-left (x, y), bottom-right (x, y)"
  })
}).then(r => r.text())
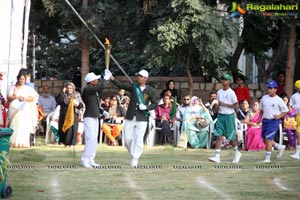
top-left (184, 45), bottom-right (193, 96)
top-left (81, 0), bottom-right (90, 91)
top-left (264, 31), bottom-right (287, 82)
top-left (229, 41), bottom-right (244, 72)
top-left (285, 19), bottom-right (296, 97)
top-left (255, 29), bottom-right (287, 83)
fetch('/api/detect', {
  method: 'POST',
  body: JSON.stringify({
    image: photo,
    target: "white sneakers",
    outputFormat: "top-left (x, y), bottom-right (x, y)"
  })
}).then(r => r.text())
top-left (208, 156), bottom-right (220, 163)
top-left (208, 152), bottom-right (242, 164)
top-left (81, 162), bottom-right (93, 168)
top-left (232, 152), bottom-right (242, 163)
top-left (131, 158), bottom-right (138, 168)
top-left (277, 145), bottom-right (286, 158)
top-left (81, 160), bottom-right (100, 168)
top-left (289, 153), bottom-right (300, 160)
top-left (90, 161), bottom-right (100, 167)
top-left (262, 159), bottom-right (271, 163)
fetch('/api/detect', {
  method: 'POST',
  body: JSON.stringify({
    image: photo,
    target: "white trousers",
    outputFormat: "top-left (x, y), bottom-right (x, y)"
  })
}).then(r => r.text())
top-left (124, 116), bottom-right (148, 160)
top-left (81, 117), bottom-right (99, 164)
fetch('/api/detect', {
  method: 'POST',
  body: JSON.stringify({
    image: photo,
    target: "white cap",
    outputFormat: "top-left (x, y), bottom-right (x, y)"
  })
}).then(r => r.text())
top-left (85, 72), bottom-right (101, 83)
top-left (136, 70), bottom-right (149, 78)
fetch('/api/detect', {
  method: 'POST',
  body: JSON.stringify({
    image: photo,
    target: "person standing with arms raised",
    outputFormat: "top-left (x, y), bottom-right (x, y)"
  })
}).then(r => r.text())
top-left (81, 72), bottom-right (108, 168)
top-left (104, 69), bottom-right (158, 167)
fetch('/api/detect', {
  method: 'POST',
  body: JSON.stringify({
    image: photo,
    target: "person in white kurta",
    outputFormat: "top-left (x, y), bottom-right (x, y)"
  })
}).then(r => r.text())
top-left (7, 74), bottom-right (39, 148)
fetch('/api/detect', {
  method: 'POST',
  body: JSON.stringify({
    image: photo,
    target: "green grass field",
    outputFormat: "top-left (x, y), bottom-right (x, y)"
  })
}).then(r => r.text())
top-left (4, 136), bottom-right (300, 200)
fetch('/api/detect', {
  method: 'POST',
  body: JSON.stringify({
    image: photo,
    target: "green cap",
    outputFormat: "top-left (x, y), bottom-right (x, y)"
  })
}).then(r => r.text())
top-left (222, 74), bottom-right (233, 81)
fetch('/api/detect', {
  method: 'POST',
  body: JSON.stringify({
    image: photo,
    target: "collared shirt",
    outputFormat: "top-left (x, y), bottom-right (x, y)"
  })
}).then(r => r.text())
top-left (176, 104), bottom-right (191, 121)
top-left (259, 94), bottom-right (289, 119)
top-left (38, 95), bottom-right (57, 115)
top-left (155, 103), bottom-right (172, 122)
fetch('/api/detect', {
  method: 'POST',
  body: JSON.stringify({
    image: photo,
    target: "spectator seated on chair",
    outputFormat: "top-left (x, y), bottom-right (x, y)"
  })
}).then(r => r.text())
top-left (155, 94), bottom-right (173, 145)
top-left (101, 95), bottom-right (126, 146)
top-left (176, 94), bottom-right (192, 132)
top-left (236, 99), bottom-right (250, 144)
top-left (244, 100), bottom-right (265, 151)
top-left (184, 96), bottom-right (213, 148)
top-left (281, 94), bottom-right (297, 150)
top-left (38, 85), bottom-right (57, 134)
top-left (205, 91), bottom-right (218, 120)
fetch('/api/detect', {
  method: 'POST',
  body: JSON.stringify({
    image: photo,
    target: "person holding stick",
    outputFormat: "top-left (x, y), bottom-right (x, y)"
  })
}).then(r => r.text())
top-left (103, 69), bottom-right (158, 167)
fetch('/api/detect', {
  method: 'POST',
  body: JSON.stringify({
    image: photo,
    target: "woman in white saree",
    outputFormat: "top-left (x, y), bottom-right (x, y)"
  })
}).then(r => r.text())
top-left (7, 73), bottom-right (39, 148)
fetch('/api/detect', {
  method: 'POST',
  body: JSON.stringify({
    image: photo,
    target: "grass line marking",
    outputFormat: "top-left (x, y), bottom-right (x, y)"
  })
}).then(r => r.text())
top-left (125, 175), bottom-right (149, 200)
top-left (195, 176), bottom-right (231, 200)
top-left (273, 178), bottom-right (290, 191)
top-left (49, 175), bottom-right (62, 199)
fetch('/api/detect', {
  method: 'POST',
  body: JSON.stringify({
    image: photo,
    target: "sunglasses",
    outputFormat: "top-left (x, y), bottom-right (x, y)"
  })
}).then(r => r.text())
top-left (268, 87), bottom-right (276, 89)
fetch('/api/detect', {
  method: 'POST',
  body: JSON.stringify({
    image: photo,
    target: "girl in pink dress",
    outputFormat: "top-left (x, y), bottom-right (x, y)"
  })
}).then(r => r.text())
top-left (244, 100), bottom-right (266, 151)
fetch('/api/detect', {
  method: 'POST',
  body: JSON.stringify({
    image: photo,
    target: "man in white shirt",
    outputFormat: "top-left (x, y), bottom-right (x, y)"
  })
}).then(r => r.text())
top-left (208, 74), bottom-right (241, 163)
top-left (289, 80), bottom-right (300, 160)
top-left (258, 80), bottom-right (289, 163)
top-left (38, 85), bottom-right (57, 133)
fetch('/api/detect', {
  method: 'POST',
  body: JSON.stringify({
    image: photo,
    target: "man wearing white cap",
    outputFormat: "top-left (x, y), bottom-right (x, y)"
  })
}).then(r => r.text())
top-left (290, 80), bottom-right (300, 160)
top-left (104, 69), bottom-right (158, 167)
top-left (81, 72), bottom-right (107, 168)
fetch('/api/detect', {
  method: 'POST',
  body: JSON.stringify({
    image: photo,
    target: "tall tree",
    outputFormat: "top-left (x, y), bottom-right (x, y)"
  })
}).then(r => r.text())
top-left (81, 0), bottom-right (90, 90)
top-left (286, 18), bottom-right (296, 97)
top-left (146, 0), bottom-right (236, 95)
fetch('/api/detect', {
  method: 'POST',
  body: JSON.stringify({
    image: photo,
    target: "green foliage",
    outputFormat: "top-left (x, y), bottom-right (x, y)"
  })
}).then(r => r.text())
top-left (146, 0), bottom-right (238, 77)
top-left (0, 151), bottom-right (11, 183)
top-left (242, 14), bottom-right (276, 54)
top-left (29, 0), bottom-right (238, 79)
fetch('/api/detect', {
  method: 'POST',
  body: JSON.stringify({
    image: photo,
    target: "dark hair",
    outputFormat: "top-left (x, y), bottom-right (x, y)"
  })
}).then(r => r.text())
top-left (163, 94), bottom-right (171, 99)
top-left (280, 93), bottom-right (289, 102)
top-left (277, 71), bottom-right (285, 77)
top-left (166, 80), bottom-right (175, 88)
top-left (209, 91), bottom-right (217, 96)
top-left (239, 99), bottom-right (248, 105)
top-left (251, 99), bottom-right (260, 107)
top-left (16, 74), bottom-right (26, 86)
top-left (110, 95), bottom-right (120, 105)
top-left (18, 68), bottom-right (27, 76)
top-left (236, 75), bottom-right (245, 82)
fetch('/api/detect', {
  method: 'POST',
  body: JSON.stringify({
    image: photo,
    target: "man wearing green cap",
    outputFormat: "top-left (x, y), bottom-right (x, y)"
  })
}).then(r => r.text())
top-left (290, 80), bottom-right (300, 160)
top-left (208, 74), bottom-right (241, 163)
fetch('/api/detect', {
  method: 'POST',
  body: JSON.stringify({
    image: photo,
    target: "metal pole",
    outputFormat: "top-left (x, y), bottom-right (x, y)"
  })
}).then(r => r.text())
top-left (32, 33), bottom-right (36, 80)
top-left (64, 0), bottom-right (133, 83)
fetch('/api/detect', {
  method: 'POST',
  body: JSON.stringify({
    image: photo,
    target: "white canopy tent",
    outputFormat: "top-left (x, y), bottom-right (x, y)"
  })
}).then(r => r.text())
top-left (0, 0), bottom-right (31, 98)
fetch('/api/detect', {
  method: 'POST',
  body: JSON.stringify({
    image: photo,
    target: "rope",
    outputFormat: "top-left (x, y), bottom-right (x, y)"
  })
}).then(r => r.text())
top-left (64, 0), bottom-right (133, 83)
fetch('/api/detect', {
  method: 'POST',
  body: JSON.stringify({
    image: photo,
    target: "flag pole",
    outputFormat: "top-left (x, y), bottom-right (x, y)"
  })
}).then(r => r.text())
top-left (64, 0), bottom-right (133, 83)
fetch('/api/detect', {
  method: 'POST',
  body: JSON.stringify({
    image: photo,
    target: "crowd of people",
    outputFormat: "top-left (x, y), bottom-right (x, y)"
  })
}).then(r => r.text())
top-left (1, 68), bottom-right (300, 168)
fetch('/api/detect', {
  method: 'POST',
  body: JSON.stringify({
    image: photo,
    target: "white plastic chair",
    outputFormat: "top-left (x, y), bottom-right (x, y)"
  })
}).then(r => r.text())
top-left (45, 111), bottom-right (55, 144)
top-left (212, 118), bottom-right (247, 148)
